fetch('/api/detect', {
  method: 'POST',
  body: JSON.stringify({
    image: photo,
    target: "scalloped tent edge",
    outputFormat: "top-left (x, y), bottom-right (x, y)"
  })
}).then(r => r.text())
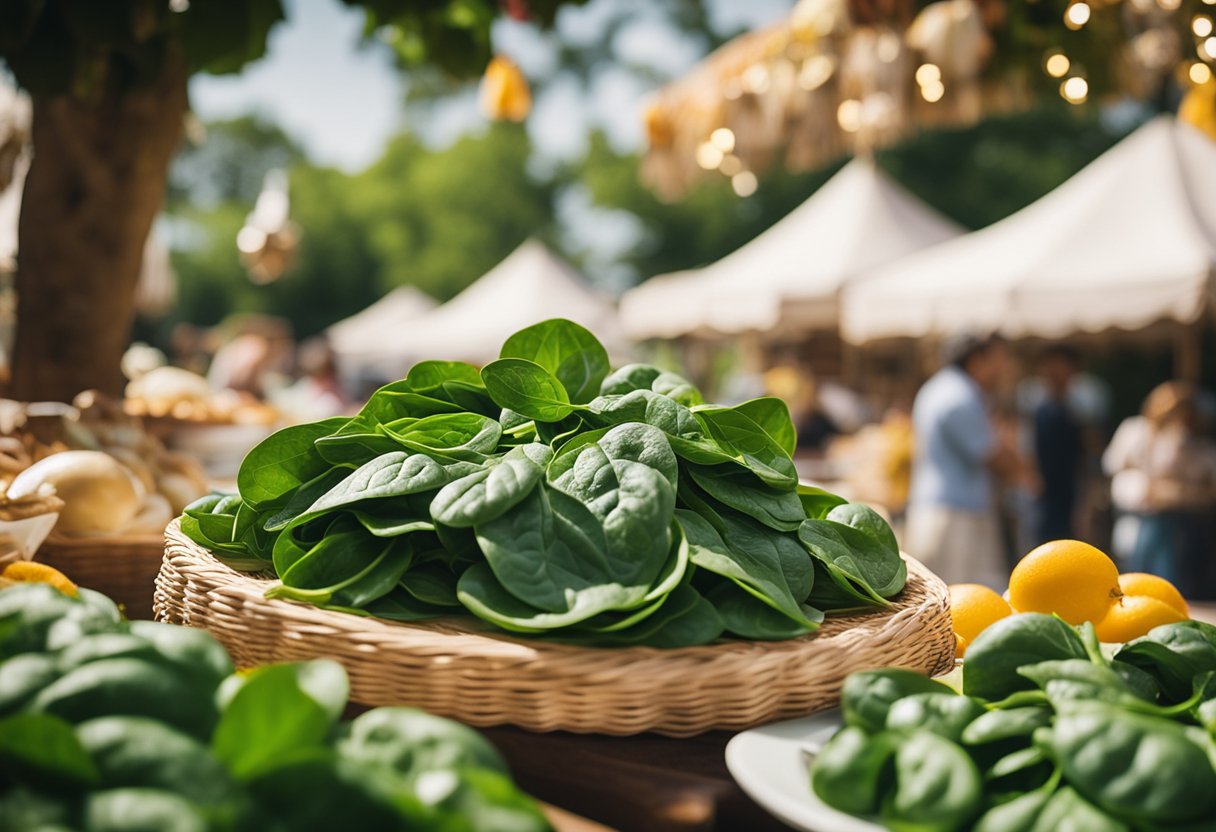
top-left (620, 158), bottom-right (964, 340)
top-left (841, 116), bottom-right (1216, 344)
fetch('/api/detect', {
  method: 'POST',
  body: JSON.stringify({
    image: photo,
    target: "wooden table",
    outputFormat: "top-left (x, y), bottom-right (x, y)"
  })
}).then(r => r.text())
top-left (483, 727), bottom-right (788, 832)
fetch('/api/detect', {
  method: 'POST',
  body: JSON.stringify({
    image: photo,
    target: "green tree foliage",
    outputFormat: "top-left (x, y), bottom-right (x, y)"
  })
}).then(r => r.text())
top-left (168, 122), bottom-right (554, 338)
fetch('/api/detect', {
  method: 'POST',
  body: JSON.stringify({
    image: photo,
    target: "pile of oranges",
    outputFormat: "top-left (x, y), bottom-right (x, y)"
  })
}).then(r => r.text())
top-left (950, 539), bottom-right (1189, 657)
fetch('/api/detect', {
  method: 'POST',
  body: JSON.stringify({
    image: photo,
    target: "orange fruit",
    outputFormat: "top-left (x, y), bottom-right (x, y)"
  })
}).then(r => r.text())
top-left (0, 561), bottom-right (78, 597)
top-left (1118, 573), bottom-right (1188, 617)
top-left (1094, 594), bottom-right (1188, 643)
top-left (950, 583), bottom-right (1012, 649)
top-left (1008, 540), bottom-right (1121, 625)
top-left (955, 632), bottom-right (970, 659)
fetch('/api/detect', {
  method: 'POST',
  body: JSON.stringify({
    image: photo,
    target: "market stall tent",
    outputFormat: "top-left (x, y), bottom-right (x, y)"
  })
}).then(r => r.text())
top-left (619, 159), bottom-right (963, 341)
top-left (326, 286), bottom-right (437, 380)
top-left (362, 239), bottom-right (622, 367)
top-left (841, 117), bottom-right (1216, 344)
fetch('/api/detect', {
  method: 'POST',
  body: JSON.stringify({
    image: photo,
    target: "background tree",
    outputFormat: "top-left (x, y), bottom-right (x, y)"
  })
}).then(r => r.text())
top-left (0, 0), bottom-right (575, 402)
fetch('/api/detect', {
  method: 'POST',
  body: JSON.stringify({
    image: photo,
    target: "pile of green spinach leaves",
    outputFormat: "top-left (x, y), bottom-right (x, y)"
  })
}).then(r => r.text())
top-left (0, 582), bottom-right (550, 832)
top-left (182, 319), bottom-right (905, 647)
top-left (810, 612), bottom-right (1216, 831)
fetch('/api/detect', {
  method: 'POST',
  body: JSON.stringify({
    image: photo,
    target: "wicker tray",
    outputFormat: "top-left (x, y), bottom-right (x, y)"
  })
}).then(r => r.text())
top-left (39, 533), bottom-right (165, 620)
top-left (156, 519), bottom-right (954, 737)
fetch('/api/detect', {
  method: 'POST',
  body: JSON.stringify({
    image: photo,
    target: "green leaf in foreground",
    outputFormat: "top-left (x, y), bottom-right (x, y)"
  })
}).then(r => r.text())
top-left (499, 318), bottom-right (610, 404)
top-left (212, 660), bottom-right (348, 780)
top-left (481, 357), bottom-right (575, 422)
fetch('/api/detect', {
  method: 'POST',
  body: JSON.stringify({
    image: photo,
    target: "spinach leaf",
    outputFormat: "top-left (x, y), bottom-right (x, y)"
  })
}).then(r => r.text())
top-left (212, 660), bottom-right (348, 781)
top-left (973, 785), bottom-right (1052, 832)
top-left (293, 453), bottom-right (453, 525)
top-left (811, 727), bottom-right (897, 816)
top-left (1048, 701), bottom-right (1216, 823)
top-left (236, 417), bottom-right (347, 509)
top-left (499, 318), bottom-right (610, 404)
top-left (692, 404), bottom-right (798, 488)
top-left (677, 509), bottom-right (819, 631)
top-left (885, 693), bottom-right (987, 743)
top-left (706, 581), bottom-right (821, 640)
top-left (600, 363), bottom-right (703, 406)
top-left (544, 584), bottom-right (724, 648)
top-left (687, 464), bottom-right (804, 531)
top-left (552, 421), bottom-right (679, 492)
top-left (841, 669), bottom-right (955, 733)
top-left (1018, 659), bottom-right (1164, 713)
top-left (0, 712), bottom-right (100, 786)
top-left (585, 389), bottom-right (727, 464)
top-left (798, 506), bottom-right (906, 606)
top-left (262, 468), bottom-right (349, 532)
top-left (963, 614), bottom-right (1088, 702)
top-left (1114, 621), bottom-right (1216, 703)
top-left (1030, 786), bottom-right (1130, 832)
top-left (399, 564), bottom-right (462, 608)
top-left (987, 746), bottom-right (1049, 783)
top-left (337, 706), bottom-right (506, 777)
top-left (797, 484), bottom-right (848, 520)
top-left (883, 730), bottom-right (983, 832)
top-left (379, 412), bottom-right (502, 462)
top-left (962, 707), bottom-right (1052, 746)
top-left (430, 444), bottom-right (550, 528)
top-left (471, 485), bottom-right (657, 621)
top-left (732, 397), bottom-right (797, 457)
top-left (481, 358), bottom-right (575, 423)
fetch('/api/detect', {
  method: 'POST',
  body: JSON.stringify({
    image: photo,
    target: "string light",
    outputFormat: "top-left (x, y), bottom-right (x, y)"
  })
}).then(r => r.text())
top-left (742, 64), bottom-right (770, 94)
top-left (921, 81), bottom-right (946, 102)
top-left (798, 55), bottom-right (835, 90)
top-left (1204, 37), bottom-right (1216, 60)
top-left (1191, 62), bottom-right (1214, 84)
top-left (837, 99), bottom-right (863, 132)
top-left (915, 63), bottom-right (942, 86)
top-left (1159, 0), bottom-right (1182, 10)
top-left (731, 171), bottom-right (758, 197)
top-left (710, 127), bottom-right (736, 153)
top-left (719, 154), bottom-right (744, 177)
top-left (1195, 16), bottom-right (1214, 37)
top-left (876, 33), bottom-right (901, 63)
top-left (1045, 52), bottom-right (1071, 78)
top-left (1061, 76), bottom-right (1089, 103)
top-left (1065, 2), bottom-right (1091, 29)
top-left (695, 142), bottom-right (724, 170)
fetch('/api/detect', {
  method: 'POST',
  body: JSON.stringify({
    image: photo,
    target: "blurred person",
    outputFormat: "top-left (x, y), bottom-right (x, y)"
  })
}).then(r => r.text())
top-left (763, 365), bottom-right (839, 453)
top-left (277, 336), bottom-right (350, 420)
top-left (905, 333), bottom-right (1023, 588)
top-left (1031, 345), bottom-right (1085, 543)
top-left (1103, 381), bottom-right (1216, 597)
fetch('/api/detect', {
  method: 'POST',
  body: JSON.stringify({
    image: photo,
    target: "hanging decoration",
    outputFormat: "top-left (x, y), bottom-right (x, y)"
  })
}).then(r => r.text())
top-left (237, 169), bottom-right (300, 286)
top-left (480, 55), bottom-right (533, 122)
top-left (642, 0), bottom-right (1215, 200)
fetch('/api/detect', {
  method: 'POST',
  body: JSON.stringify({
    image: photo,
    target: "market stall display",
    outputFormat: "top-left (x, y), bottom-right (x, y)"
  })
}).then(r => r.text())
top-left (0, 581), bottom-right (551, 832)
top-left (163, 318), bottom-right (954, 734)
top-left (0, 394), bottom-right (209, 617)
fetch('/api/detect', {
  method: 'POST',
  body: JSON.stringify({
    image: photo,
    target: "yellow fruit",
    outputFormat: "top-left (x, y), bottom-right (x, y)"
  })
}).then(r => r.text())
top-left (1008, 540), bottom-right (1121, 625)
top-left (1118, 573), bottom-right (1188, 617)
top-left (950, 584), bottom-right (1012, 649)
top-left (0, 561), bottom-right (78, 597)
top-left (1094, 594), bottom-right (1188, 643)
top-left (955, 632), bottom-right (970, 659)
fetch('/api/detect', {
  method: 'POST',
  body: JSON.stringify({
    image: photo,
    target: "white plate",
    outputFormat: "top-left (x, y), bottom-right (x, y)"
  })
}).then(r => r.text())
top-left (725, 711), bottom-right (883, 832)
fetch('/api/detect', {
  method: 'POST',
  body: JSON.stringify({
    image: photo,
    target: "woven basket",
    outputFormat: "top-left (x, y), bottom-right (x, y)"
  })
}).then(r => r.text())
top-left (157, 519), bottom-right (954, 737)
top-left (39, 533), bottom-right (165, 620)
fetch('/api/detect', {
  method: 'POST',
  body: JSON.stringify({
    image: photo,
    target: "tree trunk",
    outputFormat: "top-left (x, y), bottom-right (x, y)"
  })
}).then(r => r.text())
top-left (8, 56), bottom-right (188, 403)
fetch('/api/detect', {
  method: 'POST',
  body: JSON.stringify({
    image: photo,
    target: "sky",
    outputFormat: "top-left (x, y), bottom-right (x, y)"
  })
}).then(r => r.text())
top-left (190, 0), bottom-right (793, 173)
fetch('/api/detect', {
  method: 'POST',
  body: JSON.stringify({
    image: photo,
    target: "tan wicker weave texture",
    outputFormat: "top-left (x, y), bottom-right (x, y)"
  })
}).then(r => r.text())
top-left (40, 533), bottom-right (165, 620)
top-left (156, 519), bottom-right (955, 737)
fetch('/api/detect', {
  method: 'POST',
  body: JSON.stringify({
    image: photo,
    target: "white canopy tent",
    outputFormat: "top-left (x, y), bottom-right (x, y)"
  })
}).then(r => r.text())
top-left (841, 117), bottom-right (1216, 345)
top-left (358, 239), bottom-right (622, 368)
top-left (619, 159), bottom-right (963, 340)
top-left (326, 286), bottom-right (437, 379)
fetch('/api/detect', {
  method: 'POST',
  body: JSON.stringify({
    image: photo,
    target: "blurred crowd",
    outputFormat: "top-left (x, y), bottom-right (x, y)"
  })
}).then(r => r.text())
top-left (801, 334), bottom-right (1216, 600)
